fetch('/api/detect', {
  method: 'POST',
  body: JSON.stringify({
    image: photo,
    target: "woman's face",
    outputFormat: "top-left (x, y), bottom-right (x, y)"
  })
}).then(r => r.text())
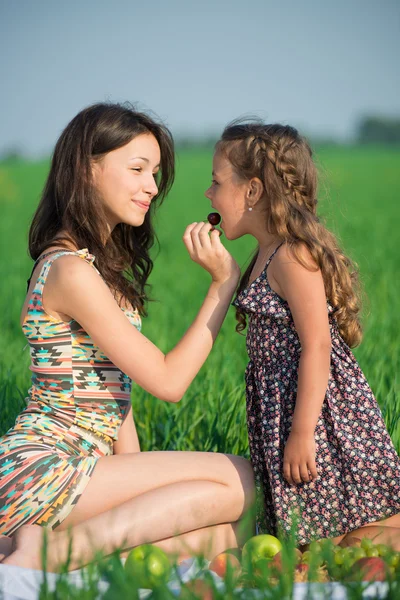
top-left (92, 133), bottom-right (160, 230)
top-left (204, 152), bottom-right (249, 240)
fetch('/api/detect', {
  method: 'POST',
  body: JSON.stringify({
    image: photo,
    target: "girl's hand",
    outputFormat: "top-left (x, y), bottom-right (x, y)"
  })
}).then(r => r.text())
top-left (283, 431), bottom-right (318, 486)
top-left (183, 222), bottom-right (240, 284)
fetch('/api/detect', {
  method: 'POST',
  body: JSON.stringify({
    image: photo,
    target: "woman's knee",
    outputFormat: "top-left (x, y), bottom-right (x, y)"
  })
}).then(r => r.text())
top-left (225, 454), bottom-right (256, 510)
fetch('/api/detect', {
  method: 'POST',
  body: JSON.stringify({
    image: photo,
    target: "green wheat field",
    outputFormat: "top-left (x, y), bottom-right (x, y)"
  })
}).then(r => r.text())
top-left (0, 145), bottom-right (399, 457)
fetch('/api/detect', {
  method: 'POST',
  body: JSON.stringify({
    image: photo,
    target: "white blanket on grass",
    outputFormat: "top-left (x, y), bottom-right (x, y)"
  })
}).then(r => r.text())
top-left (0, 559), bottom-right (391, 599)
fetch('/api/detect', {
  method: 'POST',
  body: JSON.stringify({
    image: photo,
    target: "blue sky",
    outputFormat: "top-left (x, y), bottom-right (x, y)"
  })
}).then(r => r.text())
top-left (1, 0), bottom-right (399, 156)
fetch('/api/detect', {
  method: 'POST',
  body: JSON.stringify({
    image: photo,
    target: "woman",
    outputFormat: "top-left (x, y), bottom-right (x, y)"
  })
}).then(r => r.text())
top-left (0, 103), bottom-right (255, 571)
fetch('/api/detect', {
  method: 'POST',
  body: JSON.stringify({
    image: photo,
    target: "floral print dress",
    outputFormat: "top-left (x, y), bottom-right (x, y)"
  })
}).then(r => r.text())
top-left (233, 242), bottom-right (400, 545)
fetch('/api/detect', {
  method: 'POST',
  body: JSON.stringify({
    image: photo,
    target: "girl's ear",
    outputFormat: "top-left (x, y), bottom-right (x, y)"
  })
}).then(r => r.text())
top-left (247, 177), bottom-right (264, 208)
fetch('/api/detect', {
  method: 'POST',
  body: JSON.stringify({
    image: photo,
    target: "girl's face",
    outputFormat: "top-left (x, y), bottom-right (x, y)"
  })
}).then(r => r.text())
top-left (204, 152), bottom-right (250, 240)
top-left (92, 133), bottom-right (160, 231)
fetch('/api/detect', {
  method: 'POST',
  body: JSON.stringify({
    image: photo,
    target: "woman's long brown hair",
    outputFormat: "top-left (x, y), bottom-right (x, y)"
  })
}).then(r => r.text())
top-left (29, 102), bottom-right (175, 316)
top-left (217, 120), bottom-right (362, 347)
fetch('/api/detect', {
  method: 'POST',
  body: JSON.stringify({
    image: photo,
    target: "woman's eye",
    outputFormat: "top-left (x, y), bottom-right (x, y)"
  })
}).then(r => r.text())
top-left (130, 168), bottom-right (142, 172)
top-left (211, 179), bottom-right (219, 185)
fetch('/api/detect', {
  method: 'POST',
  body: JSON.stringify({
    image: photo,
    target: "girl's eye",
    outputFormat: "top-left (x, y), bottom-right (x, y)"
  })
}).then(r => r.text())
top-left (130, 167), bottom-right (142, 172)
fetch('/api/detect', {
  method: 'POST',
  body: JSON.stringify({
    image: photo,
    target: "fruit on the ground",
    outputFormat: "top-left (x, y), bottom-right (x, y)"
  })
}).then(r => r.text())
top-left (181, 578), bottom-right (215, 600)
top-left (269, 551), bottom-right (283, 573)
top-left (268, 548), bottom-right (304, 575)
top-left (242, 534), bottom-right (282, 571)
top-left (334, 548), bottom-right (346, 565)
top-left (124, 544), bottom-right (171, 588)
top-left (360, 537), bottom-right (374, 551)
top-left (375, 543), bottom-right (391, 557)
top-left (207, 212), bottom-right (221, 226)
top-left (208, 551), bottom-right (241, 578)
top-left (388, 552), bottom-right (400, 569)
top-left (349, 557), bottom-right (387, 582)
top-left (309, 541), bottom-right (323, 554)
top-left (294, 548), bottom-right (303, 563)
top-left (352, 547), bottom-right (367, 561)
top-left (224, 547), bottom-right (242, 560)
top-left (295, 563), bottom-right (309, 581)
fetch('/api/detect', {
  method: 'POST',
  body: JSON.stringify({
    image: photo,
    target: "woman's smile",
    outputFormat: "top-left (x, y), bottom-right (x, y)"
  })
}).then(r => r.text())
top-left (132, 200), bottom-right (151, 212)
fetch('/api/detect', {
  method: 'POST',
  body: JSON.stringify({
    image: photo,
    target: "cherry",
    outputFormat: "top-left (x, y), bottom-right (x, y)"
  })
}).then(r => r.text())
top-left (207, 212), bottom-right (221, 226)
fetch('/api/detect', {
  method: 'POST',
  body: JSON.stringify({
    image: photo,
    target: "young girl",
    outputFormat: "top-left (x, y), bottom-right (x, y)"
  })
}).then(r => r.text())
top-left (0, 103), bottom-right (256, 571)
top-left (205, 120), bottom-right (400, 549)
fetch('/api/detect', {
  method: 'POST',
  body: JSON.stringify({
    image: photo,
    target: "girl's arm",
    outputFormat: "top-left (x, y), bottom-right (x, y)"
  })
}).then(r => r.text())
top-left (269, 243), bottom-right (332, 486)
top-left (44, 223), bottom-right (239, 404)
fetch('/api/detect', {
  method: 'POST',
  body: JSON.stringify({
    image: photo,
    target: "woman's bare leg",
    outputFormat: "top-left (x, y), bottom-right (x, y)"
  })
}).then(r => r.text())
top-left (133, 520), bottom-right (253, 562)
top-left (0, 535), bottom-right (13, 561)
top-left (4, 451), bottom-right (255, 571)
top-left (56, 451), bottom-right (253, 529)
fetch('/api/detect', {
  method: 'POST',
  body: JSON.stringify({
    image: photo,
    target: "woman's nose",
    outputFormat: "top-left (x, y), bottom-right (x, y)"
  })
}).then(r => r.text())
top-left (204, 187), bottom-right (212, 199)
top-left (145, 175), bottom-right (158, 197)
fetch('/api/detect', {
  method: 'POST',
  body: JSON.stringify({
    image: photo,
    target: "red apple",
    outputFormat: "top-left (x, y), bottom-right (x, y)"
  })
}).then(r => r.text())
top-left (269, 551), bottom-right (283, 574)
top-left (224, 547), bottom-right (242, 561)
top-left (208, 552), bottom-right (241, 578)
top-left (181, 578), bottom-right (215, 600)
top-left (350, 557), bottom-right (387, 582)
top-left (294, 563), bottom-right (310, 583)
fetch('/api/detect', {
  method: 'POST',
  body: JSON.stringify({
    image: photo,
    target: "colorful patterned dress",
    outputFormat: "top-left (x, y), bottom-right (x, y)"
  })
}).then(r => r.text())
top-left (0, 249), bottom-right (141, 536)
top-left (233, 242), bottom-right (400, 545)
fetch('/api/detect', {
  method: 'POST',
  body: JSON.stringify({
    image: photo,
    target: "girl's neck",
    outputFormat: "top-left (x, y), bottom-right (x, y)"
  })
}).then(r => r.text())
top-left (252, 231), bottom-right (282, 255)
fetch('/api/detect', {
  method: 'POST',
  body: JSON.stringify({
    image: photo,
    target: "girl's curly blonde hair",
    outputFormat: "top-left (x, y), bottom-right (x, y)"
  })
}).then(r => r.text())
top-left (216, 120), bottom-right (363, 348)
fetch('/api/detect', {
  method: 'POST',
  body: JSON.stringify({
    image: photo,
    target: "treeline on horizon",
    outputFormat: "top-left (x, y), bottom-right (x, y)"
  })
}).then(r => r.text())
top-left (1, 114), bottom-right (400, 162)
top-left (175, 115), bottom-right (400, 150)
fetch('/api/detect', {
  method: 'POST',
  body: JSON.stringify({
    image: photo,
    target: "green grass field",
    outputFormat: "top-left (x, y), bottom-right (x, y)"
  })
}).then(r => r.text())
top-left (0, 145), bottom-right (399, 458)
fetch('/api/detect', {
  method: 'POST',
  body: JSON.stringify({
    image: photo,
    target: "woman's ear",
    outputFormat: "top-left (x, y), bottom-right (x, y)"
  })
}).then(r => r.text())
top-left (246, 177), bottom-right (264, 208)
top-left (91, 159), bottom-right (100, 184)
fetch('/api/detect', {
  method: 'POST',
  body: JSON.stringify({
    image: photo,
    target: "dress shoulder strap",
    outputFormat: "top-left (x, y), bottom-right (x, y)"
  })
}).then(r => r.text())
top-left (265, 242), bottom-right (284, 270)
top-left (26, 248), bottom-right (97, 295)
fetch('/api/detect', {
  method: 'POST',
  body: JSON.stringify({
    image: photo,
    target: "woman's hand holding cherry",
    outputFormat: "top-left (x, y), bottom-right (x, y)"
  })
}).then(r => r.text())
top-left (183, 220), bottom-right (240, 284)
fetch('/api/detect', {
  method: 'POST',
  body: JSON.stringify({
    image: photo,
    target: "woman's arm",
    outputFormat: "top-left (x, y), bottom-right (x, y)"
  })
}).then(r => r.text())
top-left (269, 244), bottom-right (331, 485)
top-left (113, 406), bottom-right (140, 454)
top-left (44, 223), bottom-right (239, 404)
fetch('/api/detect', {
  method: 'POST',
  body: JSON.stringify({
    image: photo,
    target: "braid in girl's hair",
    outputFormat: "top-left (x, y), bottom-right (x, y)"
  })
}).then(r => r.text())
top-left (216, 120), bottom-right (363, 348)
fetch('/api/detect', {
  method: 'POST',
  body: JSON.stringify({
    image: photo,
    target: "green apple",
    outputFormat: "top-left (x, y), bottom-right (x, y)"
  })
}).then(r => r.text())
top-left (125, 544), bottom-right (171, 589)
top-left (242, 534), bottom-right (282, 572)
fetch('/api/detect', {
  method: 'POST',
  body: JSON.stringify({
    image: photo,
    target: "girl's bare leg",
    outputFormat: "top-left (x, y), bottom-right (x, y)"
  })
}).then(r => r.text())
top-left (341, 525), bottom-right (400, 551)
top-left (4, 451), bottom-right (255, 571)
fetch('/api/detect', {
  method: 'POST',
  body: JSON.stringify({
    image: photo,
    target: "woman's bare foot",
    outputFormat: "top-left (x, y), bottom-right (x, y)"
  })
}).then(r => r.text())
top-left (3, 524), bottom-right (47, 571)
top-left (0, 535), bottom-right (13, 561)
